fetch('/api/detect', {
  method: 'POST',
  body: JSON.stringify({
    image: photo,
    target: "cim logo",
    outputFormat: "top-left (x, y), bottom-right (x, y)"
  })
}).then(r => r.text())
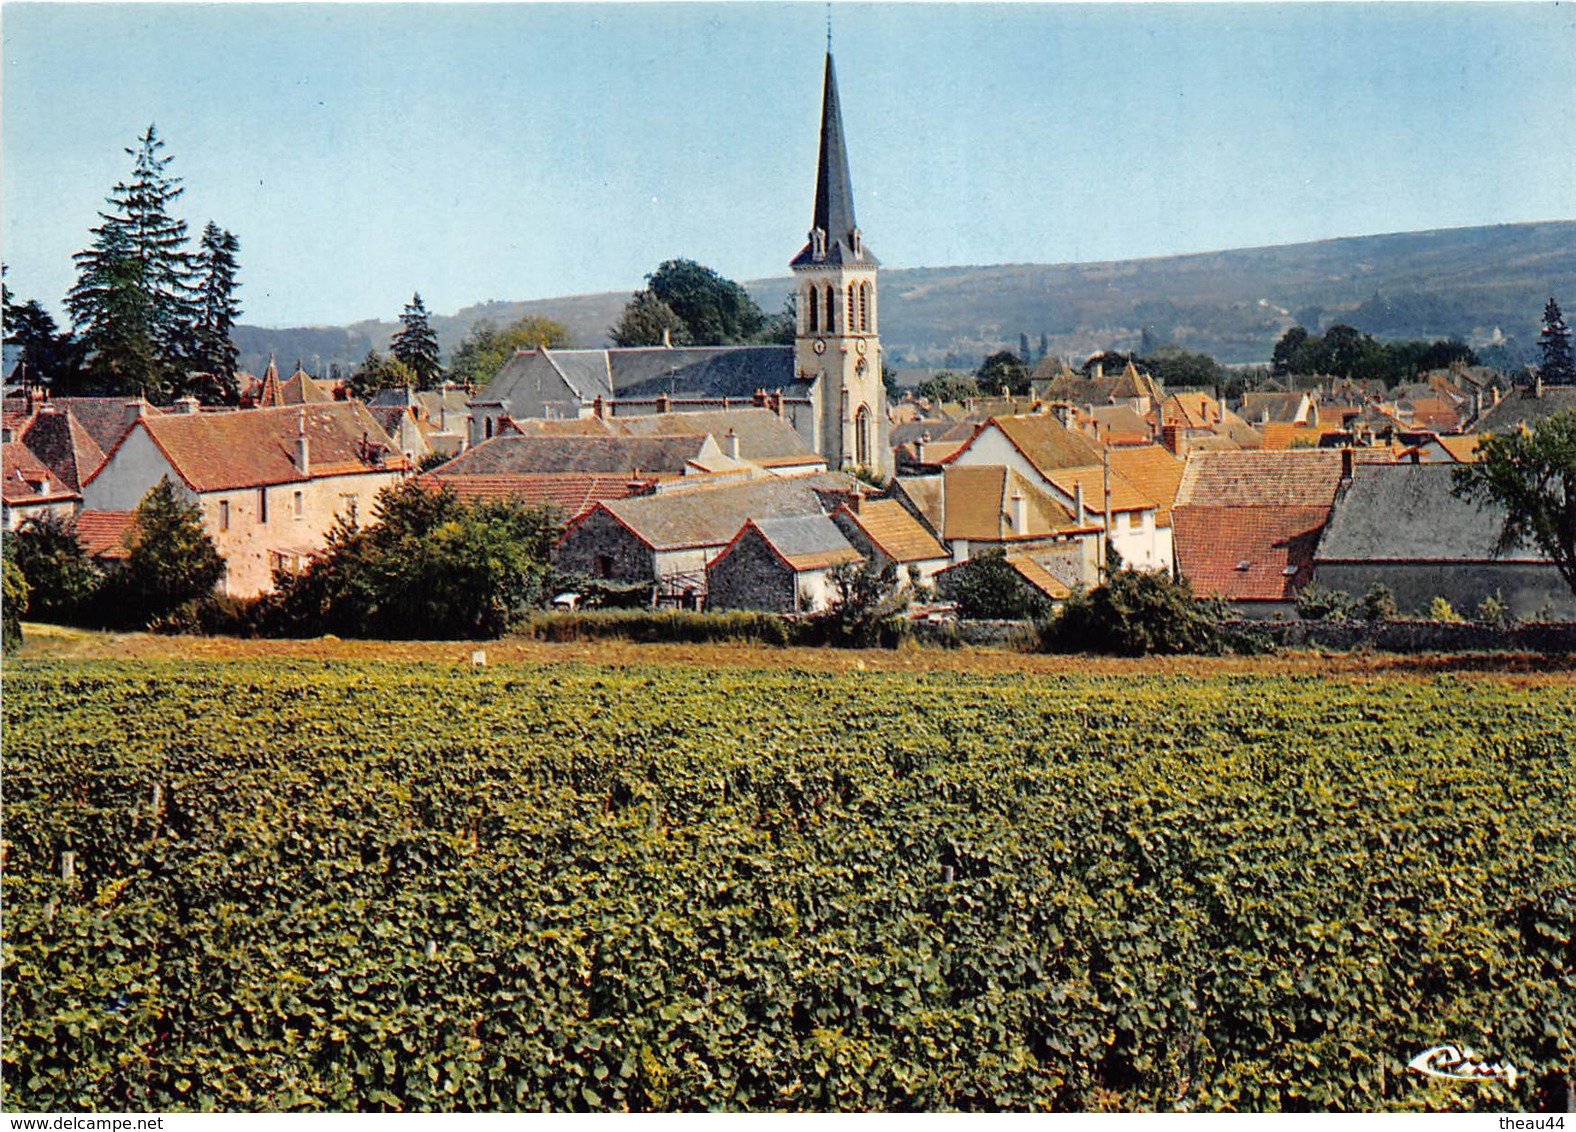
top-left (1409, 1045), bottom-right (1519, 1087)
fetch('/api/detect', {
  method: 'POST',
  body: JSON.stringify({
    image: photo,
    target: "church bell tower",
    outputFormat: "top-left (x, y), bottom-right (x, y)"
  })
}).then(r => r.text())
top-left (792, 52), bottom-right (885, 474)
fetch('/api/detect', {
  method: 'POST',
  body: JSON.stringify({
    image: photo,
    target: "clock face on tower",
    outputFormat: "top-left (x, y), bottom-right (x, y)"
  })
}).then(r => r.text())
top-left (855, 339), bottom-right (867, 356)
top-left (813, 339), bottom-right (827, 355)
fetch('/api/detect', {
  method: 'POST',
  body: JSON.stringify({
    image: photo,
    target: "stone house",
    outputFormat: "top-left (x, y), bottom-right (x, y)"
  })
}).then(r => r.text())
top-left (1315, 462), bottom-right (1576, 619)
top-left (829, 494), bottom-right (951, 586)
top-left (706, 514), bottom-right (863, 613)
top-left (81, 402), bottom-right (410, 597)
top-left (554, 473), bottom-right (858, 605)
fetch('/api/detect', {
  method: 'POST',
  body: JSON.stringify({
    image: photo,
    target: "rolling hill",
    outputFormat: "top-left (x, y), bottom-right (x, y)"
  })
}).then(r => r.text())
top-left (233, 220), bottom-right (1576, 377)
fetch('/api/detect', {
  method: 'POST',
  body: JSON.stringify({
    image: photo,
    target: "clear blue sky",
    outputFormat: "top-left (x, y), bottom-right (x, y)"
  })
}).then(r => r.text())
top-left (4, 2), bottom-right (1574, 329)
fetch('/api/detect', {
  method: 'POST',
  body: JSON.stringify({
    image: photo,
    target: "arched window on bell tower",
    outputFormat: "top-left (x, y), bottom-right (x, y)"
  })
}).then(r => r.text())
top-left (848, 283), bottom-right (858, 331)
top-left (859, 282), bottom-right (871, 332)
top-left (825, 285), bottom-right (836, 333)
top-left (855, 404), bottom-right (871, 467)
top-left (807, 287), bottom-right (819, 333)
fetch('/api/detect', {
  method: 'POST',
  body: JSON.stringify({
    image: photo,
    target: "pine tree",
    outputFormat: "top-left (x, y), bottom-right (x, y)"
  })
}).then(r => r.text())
top-left (67, 125), bottom-right (196, 399)
top-left (189, 222), bottom-right (243, 402)
top-left (1538, 297), bottom-right (1574, 385)
top-left (391, 293), bottom-right (442, 388)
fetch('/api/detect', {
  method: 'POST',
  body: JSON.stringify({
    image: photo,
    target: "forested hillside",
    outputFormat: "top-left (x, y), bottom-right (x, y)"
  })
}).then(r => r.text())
top-left (228, 221), bottom-right (1576, 376)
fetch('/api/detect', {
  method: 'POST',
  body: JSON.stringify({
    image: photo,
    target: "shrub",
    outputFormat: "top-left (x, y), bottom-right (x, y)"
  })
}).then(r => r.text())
top-left (515, 608), bottom-right (800, 646)
top-left (816, 560), bottom-right (910, 648)
top-left (2, 556), bottom-right (29, 652)
top-left (941, 549), bottom-right (1049, 621)
top-left (100, 479), bottom-right (226, 629)
top-left (1427, 596), bottom-right (1463, 622)
top-left (1358, 583), bottom-right (1398, 621)
top-left (5, 514), bottom-right (102, 624)
top-left (1296, 584), bottom-right (1352, 621)
top-left (1037, 569), bottom-right (1265, 656)
top-left (1476, 592), bottom-right (1514, 627)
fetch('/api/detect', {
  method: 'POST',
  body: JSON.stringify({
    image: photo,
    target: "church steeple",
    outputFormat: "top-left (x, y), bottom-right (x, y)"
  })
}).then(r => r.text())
top-left (792, 53), bottom-right (877, 267)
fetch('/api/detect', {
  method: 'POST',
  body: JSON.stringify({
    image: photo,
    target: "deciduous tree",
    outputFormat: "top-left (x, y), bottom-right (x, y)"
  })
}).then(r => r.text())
top-left (450, 314), bottom-right (570, 388)
top-left (1453, 408), bottom-right (1576, 597)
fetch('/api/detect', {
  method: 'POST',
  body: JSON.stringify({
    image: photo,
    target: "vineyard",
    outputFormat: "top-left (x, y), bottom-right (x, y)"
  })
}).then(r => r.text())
top-left (3, 655), bottom-right (1573, 1111)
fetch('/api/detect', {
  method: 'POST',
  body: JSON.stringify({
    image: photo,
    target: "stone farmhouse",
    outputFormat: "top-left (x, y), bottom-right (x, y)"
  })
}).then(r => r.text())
top-left (82, 402), bottom-right (410, 597)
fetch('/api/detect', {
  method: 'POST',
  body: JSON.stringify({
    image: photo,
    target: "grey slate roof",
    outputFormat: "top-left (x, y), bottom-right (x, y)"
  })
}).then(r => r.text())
top-left (608, 347), bottom-right (796, 399)
top-left (482, 346), bottom-right (797, 410)
top-left (791, 53), bottom-right (877, 268)
top-left (594, 472), bottom-right (856, 550)
top-left (747, 513), bottom-right (862, 568)
top-left (615, 407), bottom-right (818, 464)
top-left (1470, 385), bottom-right (1576, 433)
top-left (435, 434), bottom-right (712, 476)
top-left (1317, 463), bottom-right (1538, 562)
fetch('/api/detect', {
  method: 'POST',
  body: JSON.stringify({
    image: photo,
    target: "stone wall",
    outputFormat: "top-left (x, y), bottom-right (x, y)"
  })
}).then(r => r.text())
top-left (1314, 562), bottom-right (1576, 621)
top-left (554, 510), bottom-right (656, 584)
top-left (1236, 619), bottom-right (1576, 654)
top-left (707, 532), bottom-right (795, 613)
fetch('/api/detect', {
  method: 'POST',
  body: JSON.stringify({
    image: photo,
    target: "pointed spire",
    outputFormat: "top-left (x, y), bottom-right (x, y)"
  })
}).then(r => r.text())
top-left (792, 53), bottom-right (876, 267)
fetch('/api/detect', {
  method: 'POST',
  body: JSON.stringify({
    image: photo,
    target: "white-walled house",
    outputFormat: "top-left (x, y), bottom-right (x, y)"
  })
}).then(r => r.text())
top-left (82, 402), bottom-right (410, 597)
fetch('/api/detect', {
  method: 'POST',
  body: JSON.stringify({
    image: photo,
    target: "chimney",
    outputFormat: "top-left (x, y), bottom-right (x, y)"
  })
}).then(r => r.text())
top-left (1534, 371), bottom-right (1545, 399)
top-left (592, 395), bottom-right (604, 420)
top-left (769, 391), bottom-right (783, 417)
top-left (752, 388), bottom-right (769, 408)
top-left (1092, 361), bottom-right (1104, 380)
top-left (38, 472), bottom-right (52, 496)
top-left (848, 487), bottom-right (863, 515)
top-left (1074, 481), bottom-right (1086, 525)
top-left (724, 428), bottom-right (740, 460)
top-left (174, 395), bottom-right (200, 415)
top-left (295, 409), bottom-right (310, 476)
top-left (1340, 446), bottom-right (1355, 483)
top-left (656, 393), bottom-right (671, 414)
top-left (1161, 423), bottom-right (1182, 456)
top-left (1010, 491), bottom-right (1027, 534)
top-left (123, 399), bottom-right (145, 425)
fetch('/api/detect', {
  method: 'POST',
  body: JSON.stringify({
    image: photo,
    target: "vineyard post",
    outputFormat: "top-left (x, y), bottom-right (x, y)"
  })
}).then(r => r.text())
top-left (59, 849), bottom-right (76, 884)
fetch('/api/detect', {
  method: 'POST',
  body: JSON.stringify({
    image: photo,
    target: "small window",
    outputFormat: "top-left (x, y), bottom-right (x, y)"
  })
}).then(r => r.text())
top-left (595, 553), bottom-right (614, 579)
top-left (218, 499), bottom-right (230, 532)
top-left (257, 487), bottom-right (268, 524)
top-left (293, 490), bottom-right (304, 520)
top-left (1127, 511), bottom-right (1142, 530)
top-left (1235, 560), bottom-right (1253, 572)
top-left (485, 417), bottom-right (495, 439)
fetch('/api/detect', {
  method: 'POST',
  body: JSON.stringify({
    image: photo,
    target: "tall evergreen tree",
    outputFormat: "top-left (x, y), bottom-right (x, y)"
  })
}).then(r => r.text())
top-left (1538, 297), bottom-right (1574, 385)
top-left (391, 292), bottom-right (442, 388)
top-left (189, 222), bottom-right (243, 402)
top-left (2, 288), bottom-right (83, 390)
top-left (66, 125), bottom-right (196, 399)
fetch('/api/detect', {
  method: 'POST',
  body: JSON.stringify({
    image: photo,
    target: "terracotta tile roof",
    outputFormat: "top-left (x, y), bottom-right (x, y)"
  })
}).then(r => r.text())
top-left (20, 407), bottom-right (107, 491)
top-left (1107, 446), bottom-right (1184, 526)
top-left (500, 417), bottom-right (617, 437)
top-left (1176, 449), bottom-right (1345, 509)
top-left (942, 465), bottom-right (1079, 541)
top-left (51, 398), bottom-right (161, 452)
top-left (416, 471), bottom-right (652, 517)
top-left (1172, 504), bottom-right (1330, 602)
top-left (893, 474), bottom-right (944, 534)
top-left (1087, 404), bottom-right (1152, 445)
top-left (2, 441), bottom-right (78, 506)
top-left (1044, 464), bottom-right (1156, 515)
top-left (976, 414), bottom-right (1104, 474)
top-left (1161, 392), bottom-right (1220, 428)
top-left (834, 497), bottom-right (947, 563)
top-left (75, 509), bottom-right (136, 560)
top-left (108, 403), bottom-right (408, 493)
top-left (1109, 361), bottom-right (1159, 402)
top-left (1257, 422), bottom-right (1326, 451)
top-left (1003, 550), bottom-right (1074, 599)
top-left (1434, 434), bottom-right (1483, 463)
top-left (280, 370), bottom-right (335, 404)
